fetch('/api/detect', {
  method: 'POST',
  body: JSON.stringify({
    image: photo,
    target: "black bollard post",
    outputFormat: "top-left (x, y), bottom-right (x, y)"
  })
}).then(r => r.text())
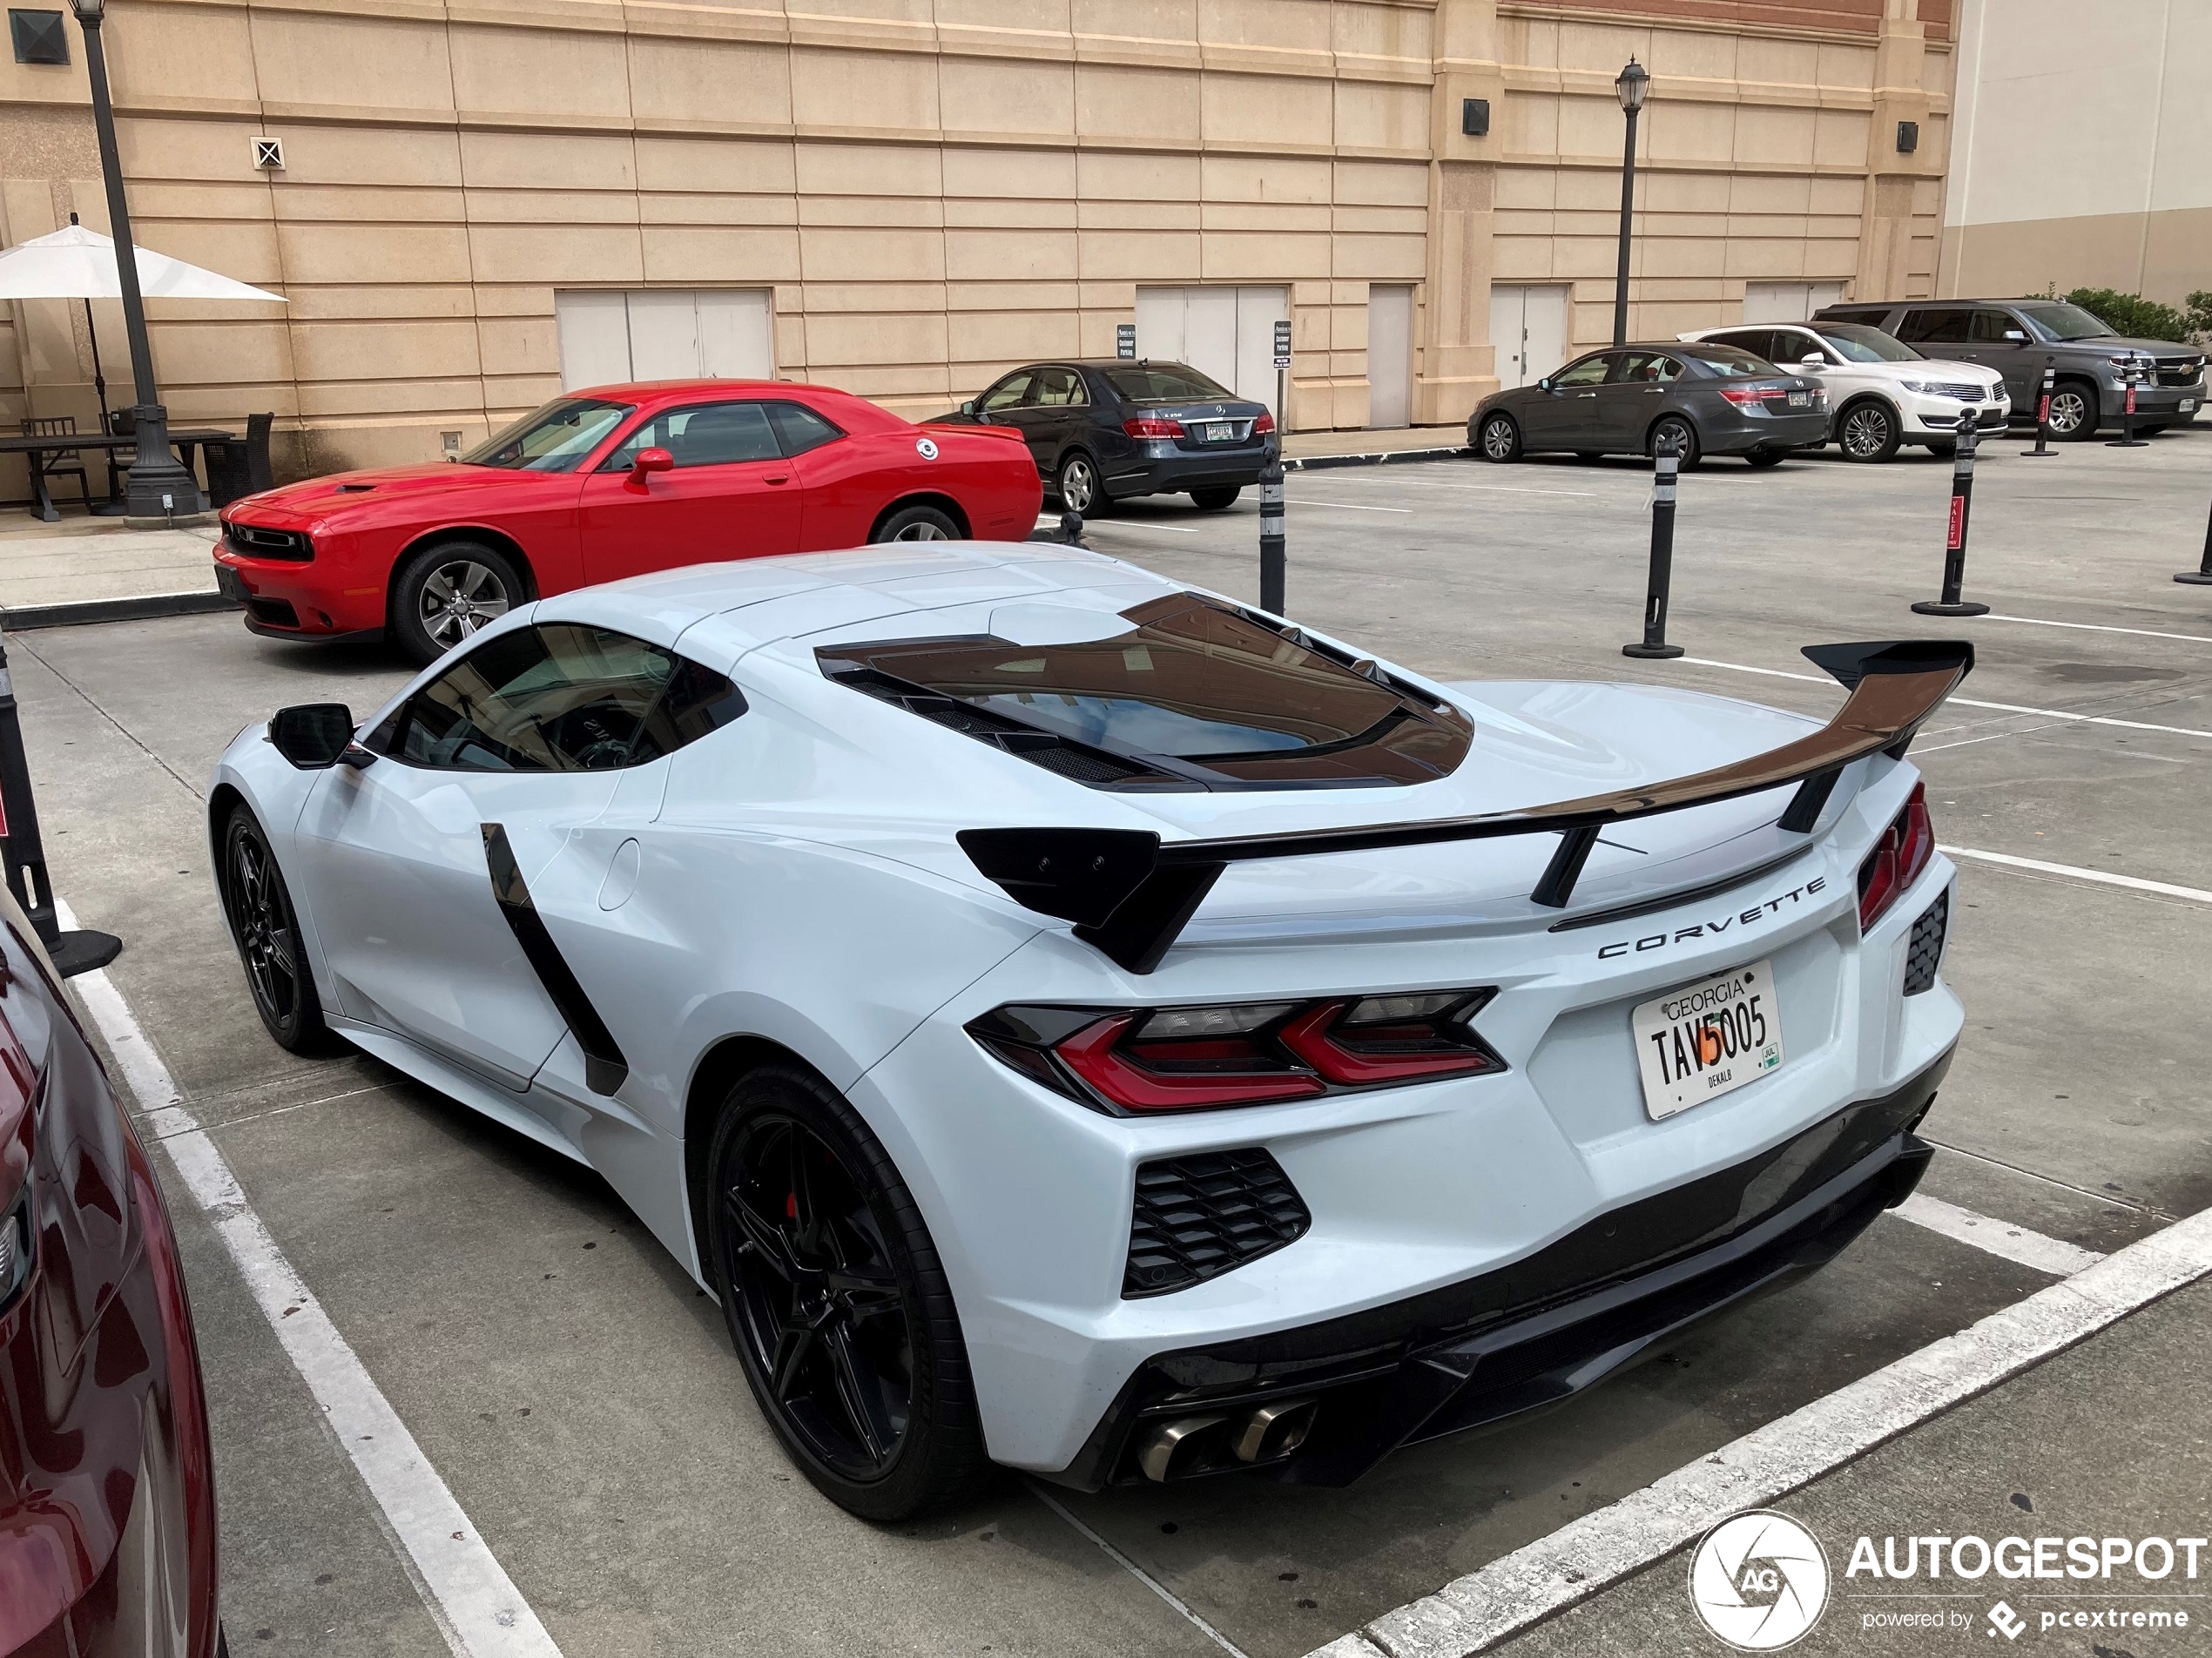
top-left (1912, 408), bottom-right (1991, 617)
top-left (2020, 363), bottom-right (2057, 457)
top-left (1623, 432), bottom-right (1685, 659)
top-left (2107, 364), bottom-right (2148, 448)
top-left (2178, 491), bottom-right (2212, 586)
top-left (1058, 506), bottom-right (1085, 546)
top-left (0, 637), bottom-right (121, 978)
top-left (1258, 459), bottom-right (1285, 614)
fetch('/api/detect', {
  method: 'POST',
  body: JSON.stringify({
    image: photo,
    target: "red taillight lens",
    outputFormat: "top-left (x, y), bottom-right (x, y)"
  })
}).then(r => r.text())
top-left (970, 990), bottom-right (1502, 1114)
top-left (1252, 411), bottom-right (1277, 435)
top-left (1858, 782), bottom-right (1934, 932)
top-left (1719, 385), bottom-right (1790, 406)
top-left (1123, 416), bottom-right (1186, 439)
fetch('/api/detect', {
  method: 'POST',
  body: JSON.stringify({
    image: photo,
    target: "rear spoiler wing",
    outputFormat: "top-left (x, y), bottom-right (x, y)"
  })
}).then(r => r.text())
top-left (956, 640), bottom-right (1973, 974)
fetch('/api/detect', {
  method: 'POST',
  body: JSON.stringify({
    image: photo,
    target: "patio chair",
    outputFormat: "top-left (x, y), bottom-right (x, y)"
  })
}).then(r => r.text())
top-left (18, 416), bottom-right (95, 512)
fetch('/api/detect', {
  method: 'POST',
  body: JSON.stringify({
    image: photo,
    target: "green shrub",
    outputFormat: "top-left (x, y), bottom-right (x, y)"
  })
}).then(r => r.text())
top-left (2063, 286), bottom-right (2192, 342)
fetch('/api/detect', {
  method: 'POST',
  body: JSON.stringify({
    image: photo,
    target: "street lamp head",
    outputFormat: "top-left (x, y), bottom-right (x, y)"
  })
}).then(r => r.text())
top-left (1615, 57), bottom-right (1649, 114)
top-left (68, 0), bottom-right (105, 22)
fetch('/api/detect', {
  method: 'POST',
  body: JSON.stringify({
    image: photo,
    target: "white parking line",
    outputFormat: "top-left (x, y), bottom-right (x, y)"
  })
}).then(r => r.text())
top-left (1306, 1203), bottom-right (2212, 1658)
top-left (1676, 657), bottom-right (2212, 741)
top-left (1027, 1481), bottom-right (1253, 1658)
top-left (1939, 846), bottom-right (2212, 905)
top-left (1890, 1193), bottom-right (2107, 1276)
top-left (1288, 499), bottom-right (1413, 514)
top-left (61, 903), bottom-right (564, 1658)
top-left (1977, 613), bottom-right (2212, 646)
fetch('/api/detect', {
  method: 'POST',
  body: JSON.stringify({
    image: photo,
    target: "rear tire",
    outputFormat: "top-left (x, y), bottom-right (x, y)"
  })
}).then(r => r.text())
top-left (1055, 451), bottom-right (1100, 516)
top-left (2046, 381), bottom-right (2101, 441)
top-left (869, 502), bottom-right (962, 543)
top-left (1743, 448), bottom-right (1787, 468)
top-left (705, 1063), bottom-right (989, 1521)
top-left (219, 804), bottom-right (334, 1055)
top-left (1647, 414), bottom-right (1702, 470)
top-left (1189, 485), bottom-right (1240, 509)
top-left (1836, 399), bottom-right (1901, 462)
top-left (1477, 412), bottom-right (1521, 462)
top-left (391, 540), bottom-right (523, 667)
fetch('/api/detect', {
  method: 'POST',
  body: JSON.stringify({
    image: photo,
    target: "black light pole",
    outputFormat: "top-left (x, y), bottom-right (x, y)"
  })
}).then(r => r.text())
top-left (1611, 58), bottom-right (1649, 349)
top-left (69, 0), bottom-right (200, 520)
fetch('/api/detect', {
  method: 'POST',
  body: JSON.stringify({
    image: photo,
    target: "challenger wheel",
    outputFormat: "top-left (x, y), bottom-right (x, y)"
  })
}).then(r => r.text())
top-left (219, 805), bottom-right (332, 1055)
top-left (705, 1063), bottom-right (988, 1520)
top-left (1478, 413), bottom-right (1521, 462)
top-left (870, 503), bottom-right (962, 543)
top-left (1837, 400), bottom-right (1900, 462)
top-left (391, 540), bottom-right (521, 666)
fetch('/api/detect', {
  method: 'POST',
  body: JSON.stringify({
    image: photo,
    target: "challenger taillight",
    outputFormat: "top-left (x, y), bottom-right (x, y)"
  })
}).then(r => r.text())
top-left (1252, 411), bottom-right (1277, 435)
top-left (968, 990), bottom-right (1502, 1115)
top-left (1858, 782), bottom-right (1935, 932)
top-left (1123, 416), bottom-right (1186, 439)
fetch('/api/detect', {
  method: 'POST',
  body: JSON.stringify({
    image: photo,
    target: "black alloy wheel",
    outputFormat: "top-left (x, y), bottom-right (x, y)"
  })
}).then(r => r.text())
top-left (2045, 381), bottom-right (2100, 440)
top-left (1055, 451), bottom-right (1100, 516)
top-left (1647, 414), bottom-right (1702, 469)
top-left (1189, 485), bottom-right (1240, 509)
top-left (219, 805), bottom-right (331, 1054)
top-left (392, 539), bottom-right (523, 666)
top-left (705, 1064), bottom-right (988, 1520)
top-left (1478, 412), bottom-right (1521, 462)
top-left (1838, 399), bottom-right (1900, 462)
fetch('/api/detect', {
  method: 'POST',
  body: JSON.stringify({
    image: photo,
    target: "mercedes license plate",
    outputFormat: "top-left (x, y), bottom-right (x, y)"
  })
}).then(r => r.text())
top-left (1786, 390), bottom-right (1811, 408)
top-left (1197, 421), bottom-right (1233, 441)
top-left (1631, 959), bottom-right (1784, 1121)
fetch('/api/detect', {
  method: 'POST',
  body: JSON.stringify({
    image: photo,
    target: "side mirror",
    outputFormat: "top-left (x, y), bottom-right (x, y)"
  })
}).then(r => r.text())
top-left (1536, 376), bottom-right (1554, 392)
top-left (1801, 353), bottom-right (1827, 367)
top-left (959, 401), bottom-right (977, 417)
top-left (2003, 329), bottom-right (2027, 342)
top-left (268, 704), bottom-right (361, 770)
top-left (627, 446), bottom-right (674, 485)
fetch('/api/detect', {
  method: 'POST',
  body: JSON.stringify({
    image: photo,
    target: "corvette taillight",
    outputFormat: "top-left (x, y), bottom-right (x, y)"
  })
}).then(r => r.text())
top-left (1123, 416), bottom-right (1186, 439)
top-left (968, 990), bottom-right (1501, 1115)
top-left (1858, 782), bottom-right (1935, 932)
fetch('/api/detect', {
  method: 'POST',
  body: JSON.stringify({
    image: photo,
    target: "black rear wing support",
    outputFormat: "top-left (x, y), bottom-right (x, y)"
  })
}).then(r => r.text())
top-left (959, 639), bottom-right (1973, 974)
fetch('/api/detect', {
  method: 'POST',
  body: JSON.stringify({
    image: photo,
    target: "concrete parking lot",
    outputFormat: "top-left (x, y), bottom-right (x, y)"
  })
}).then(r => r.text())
top-left (12, 426), bottom-right (2211, 1657)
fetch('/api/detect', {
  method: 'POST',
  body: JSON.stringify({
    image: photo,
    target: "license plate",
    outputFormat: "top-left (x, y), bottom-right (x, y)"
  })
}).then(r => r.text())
top-left (1197, 421), bottom-right (1233, 441)
top-left (1631, 959), bottom-right (1784, 1121)
top-left (2184, 398), bottom-right (2198, 412)
top-left (1786, 390), bottom-right (1811, 408)
top-left (214, 563), bottom-right (245, 603)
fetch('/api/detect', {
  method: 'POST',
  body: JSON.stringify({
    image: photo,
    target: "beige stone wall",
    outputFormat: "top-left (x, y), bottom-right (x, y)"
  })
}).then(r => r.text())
top-left (1, 0), bottom-right (1952, 492)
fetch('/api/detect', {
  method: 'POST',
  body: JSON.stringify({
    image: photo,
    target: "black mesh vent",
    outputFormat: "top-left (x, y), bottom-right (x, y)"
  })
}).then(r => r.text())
top-left (1124, 1149), bottom-right (1311, 1298)
top-left (1903, 889), bottom-right (1948, 995)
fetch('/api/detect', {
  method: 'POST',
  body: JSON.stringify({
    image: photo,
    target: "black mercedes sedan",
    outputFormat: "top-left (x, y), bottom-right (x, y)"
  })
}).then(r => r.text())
top-left (932, 360), bottom-right (1278, 514)
top-left (1469, 341), bottom-right (1829, 468)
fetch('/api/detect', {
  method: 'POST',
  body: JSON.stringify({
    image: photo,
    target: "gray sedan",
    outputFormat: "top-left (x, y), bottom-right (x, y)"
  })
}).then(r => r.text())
top-left (1470, 342), bottom-right (1831, 468)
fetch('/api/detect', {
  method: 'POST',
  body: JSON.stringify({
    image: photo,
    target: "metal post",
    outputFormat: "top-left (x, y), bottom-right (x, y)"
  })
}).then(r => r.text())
top-left (2020, 362), bottom-right (2056, 457)
top-left (1622, 433), bottom-right (1684, 658)
top-left (1611, 106), bottom-right (1640, 349)
top-left (2177, 490), bottom-right (2212, 586)
top-left (71, 2), bottom-right (201, 522)
top-left (2107, 365), bottom-right (2148, 447)
top-left (1058, 507), bottom-right (1084, 547)
top-left (1912, 407), bottom-right (1990, 617)
top-left (0, 637), bottom-right (121, 978)
top-left (1258, 460), bottom-right (1285, 615)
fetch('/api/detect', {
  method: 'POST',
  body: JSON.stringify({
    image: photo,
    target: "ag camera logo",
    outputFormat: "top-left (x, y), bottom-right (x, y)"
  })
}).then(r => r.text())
top-left (1689, 1511), bottom-right (1831, 1649)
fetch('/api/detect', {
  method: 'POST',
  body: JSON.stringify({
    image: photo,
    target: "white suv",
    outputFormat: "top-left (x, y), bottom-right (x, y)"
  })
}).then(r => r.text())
top-left (1678, 320), bottom-right (2010, 462)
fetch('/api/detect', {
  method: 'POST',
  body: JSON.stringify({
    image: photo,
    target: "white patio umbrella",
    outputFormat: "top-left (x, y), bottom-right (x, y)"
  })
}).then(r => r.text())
top-left (0, 218), bottom-right (285, 422)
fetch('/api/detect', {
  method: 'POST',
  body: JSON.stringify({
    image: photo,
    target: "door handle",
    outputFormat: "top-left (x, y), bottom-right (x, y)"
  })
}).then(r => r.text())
top-left (765, 475), bottom-right (791, 485)
top-left (1642, 387), bottom-right (1664, 394)
top-left (1575, 392), bottom-right (1597, 399)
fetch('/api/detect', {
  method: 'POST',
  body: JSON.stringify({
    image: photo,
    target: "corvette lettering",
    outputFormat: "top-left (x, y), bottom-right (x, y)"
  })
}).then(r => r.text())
top-left (1597, 876), bottom-right (1827, 960)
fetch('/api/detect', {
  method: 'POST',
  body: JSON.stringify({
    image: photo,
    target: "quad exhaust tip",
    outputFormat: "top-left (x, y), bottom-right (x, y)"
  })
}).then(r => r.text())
top-left (1135, 1399), bottom-right (1318, 1482)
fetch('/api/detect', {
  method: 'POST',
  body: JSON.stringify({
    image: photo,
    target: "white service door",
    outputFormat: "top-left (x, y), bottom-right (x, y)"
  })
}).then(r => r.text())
top-left (1743, 281), bottom-right (1848, 325)
top-left (555, 289), bottom-right (775, 389)
top-left (1135, 287), bottom-right (1186, 366)
top-left (1489, 285), bottom-right (1570, 391)
top-left (1134, 286), bottom-right (1288, 405)
top-left (554, 291), bottom-right (631, 393)
top-left (1367, 285), bottom-right (1413, 428)
top-left (1233, 286), bottom-right (1287, 408)
top-left (625, 290), bottom-right (703, 381)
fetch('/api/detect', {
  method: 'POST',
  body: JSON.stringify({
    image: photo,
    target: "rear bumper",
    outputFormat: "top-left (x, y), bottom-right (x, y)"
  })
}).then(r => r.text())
top-left (1044, 1045), bottom-right (1947, 1491)
top-left (1705, 409), bottom-right (1832, 453)
top-left (1104, 439), bottom-right (1280, 499)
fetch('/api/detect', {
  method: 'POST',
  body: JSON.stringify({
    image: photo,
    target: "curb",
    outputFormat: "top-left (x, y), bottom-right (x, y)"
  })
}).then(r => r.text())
top-left (1, 589), bottom-right (233, 632)
top-left (1285, 443), bottom-right (1471, 472)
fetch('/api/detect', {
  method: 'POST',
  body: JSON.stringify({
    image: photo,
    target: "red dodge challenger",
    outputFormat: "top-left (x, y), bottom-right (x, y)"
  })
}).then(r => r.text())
top-left (214, 380), bottom-right (1044, 663)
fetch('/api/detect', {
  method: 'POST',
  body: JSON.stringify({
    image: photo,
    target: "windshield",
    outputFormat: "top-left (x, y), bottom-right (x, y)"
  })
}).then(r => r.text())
top-left (1679, 344), bottom-right (1773, 376)
top-left (2016, 302), bottom-right (2116, 342)
top-left (1104, 364), bottom-right (1234, 403)
top-left (818, 593), bottom-right (1472, 787)
top-left (1815, 322), bottom-right (1921, 363)
top-left (461, 398), bottom-right (633, 472)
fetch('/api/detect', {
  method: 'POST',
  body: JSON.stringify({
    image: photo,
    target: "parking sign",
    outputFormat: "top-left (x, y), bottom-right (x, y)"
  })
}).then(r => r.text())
top-left (1273, 319), bottom-right (1292, 368)
top-left (1116, 323), bottom-right (1136, 360)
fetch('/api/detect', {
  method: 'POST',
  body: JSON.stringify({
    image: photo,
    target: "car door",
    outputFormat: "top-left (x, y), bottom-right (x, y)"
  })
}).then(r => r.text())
top-left (1969, 307), bottom-right (2037, 407)
top-left (1894, 307), bottom-right (1979, 367)
top-left (1521, 352), bottom-right (1615, 446)
top-left (292, 623), bottom-right (683, 1092)
top-left (1603, 350), bottom-right (1687, 447)
top-left (576, 400), bottom-right (803, 583)
top-left (971, 371), bottom-right (1042, 475)
top-left (1023, 366), bottom-right (1091, 475)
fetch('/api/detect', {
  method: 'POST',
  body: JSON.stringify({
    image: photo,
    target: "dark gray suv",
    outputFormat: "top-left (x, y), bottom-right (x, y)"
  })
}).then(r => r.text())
top-left (1815, 298), bottom-right (2205, 439)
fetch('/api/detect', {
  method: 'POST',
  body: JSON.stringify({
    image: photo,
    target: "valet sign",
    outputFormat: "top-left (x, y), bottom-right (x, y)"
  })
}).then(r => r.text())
top-left (1687, 1512), bottom-right (2208, 1648)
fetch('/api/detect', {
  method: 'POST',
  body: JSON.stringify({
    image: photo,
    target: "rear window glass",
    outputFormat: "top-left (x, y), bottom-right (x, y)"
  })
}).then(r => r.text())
top-left (1677, 344), bottom-right (1773, 376)
top-left (818, 593), bottom-right (1472, 789)
top-left (1104, 365), bottom-right (1234, 403)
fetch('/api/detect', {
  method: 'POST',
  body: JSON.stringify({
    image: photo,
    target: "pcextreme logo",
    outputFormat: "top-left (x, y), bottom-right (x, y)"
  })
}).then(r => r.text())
top-left (1689, 1511), bottom-right (1831, 1650)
